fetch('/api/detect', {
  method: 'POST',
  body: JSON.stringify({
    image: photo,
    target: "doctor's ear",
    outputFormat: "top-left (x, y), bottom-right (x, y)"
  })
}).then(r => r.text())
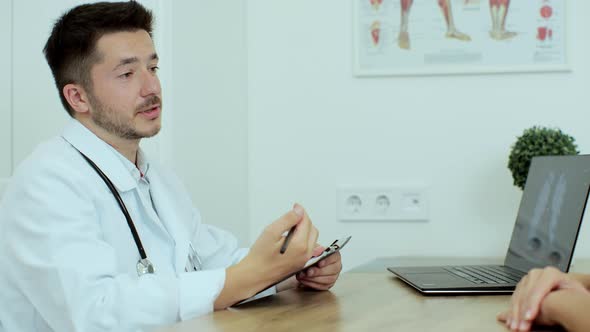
top-left (63, 83), bottom-right (91, 115)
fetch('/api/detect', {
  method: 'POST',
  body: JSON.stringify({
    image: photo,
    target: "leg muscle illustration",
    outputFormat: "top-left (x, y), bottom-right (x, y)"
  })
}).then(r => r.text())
top-left (489, 0), bottom-right (517, 40)
top-left (398, 0), bottom-right (471, 50)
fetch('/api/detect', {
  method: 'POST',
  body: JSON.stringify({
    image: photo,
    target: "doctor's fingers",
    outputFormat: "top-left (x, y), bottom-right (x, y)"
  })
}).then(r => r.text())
top-left (266, 204), bottom-right (305, 239)
top-left (320, 252), bottom-right (341, 266)
top-left (298, 278), bottom-right (336, 291)
top-left (301, 253), bottom-right (342, 279)
top-left (306, 225), bottom-right (319, 257)
top-left (299, 272), bottom-right (339, 285)
top-left (289, 208), bottom-right (314, 252)
top-left (312, 245), bottom-right (326, 258)
top-left (304, 263), bottom-right (341, 280)
top-left (317, 252), bottom-right (342, 270)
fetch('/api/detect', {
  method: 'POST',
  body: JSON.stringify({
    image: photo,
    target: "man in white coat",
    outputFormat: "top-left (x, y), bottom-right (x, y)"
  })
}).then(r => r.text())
top-left (0, 2), bottom-right (342, 331)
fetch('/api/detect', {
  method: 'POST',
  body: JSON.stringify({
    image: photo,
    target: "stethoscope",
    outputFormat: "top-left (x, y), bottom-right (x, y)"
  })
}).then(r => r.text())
top-left (78, 150), bottom-right (156, 276)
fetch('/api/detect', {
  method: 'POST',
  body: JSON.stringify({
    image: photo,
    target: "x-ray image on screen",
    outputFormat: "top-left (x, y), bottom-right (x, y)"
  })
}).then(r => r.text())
top-left (505, 155), bottom-right (590, 272)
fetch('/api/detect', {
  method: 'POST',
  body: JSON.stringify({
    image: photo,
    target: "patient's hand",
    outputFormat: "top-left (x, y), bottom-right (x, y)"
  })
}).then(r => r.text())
top-left (497, 266), bottom-right (588, 331)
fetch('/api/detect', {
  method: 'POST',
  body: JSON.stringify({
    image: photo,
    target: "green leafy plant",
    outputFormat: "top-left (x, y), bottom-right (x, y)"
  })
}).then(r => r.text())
top-left (508, 126), bottom-right (579, 190)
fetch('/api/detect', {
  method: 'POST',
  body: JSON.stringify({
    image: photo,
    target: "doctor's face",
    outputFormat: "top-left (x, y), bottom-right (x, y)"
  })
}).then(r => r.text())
top-left (86, 30), bottom-right (162, 140)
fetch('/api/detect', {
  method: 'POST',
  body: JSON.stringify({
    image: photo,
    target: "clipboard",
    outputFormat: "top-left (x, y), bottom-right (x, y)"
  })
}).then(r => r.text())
top-left (300, 236), bottom-right (351, 271)
top-left (234, 236), bottom-right (352, 306)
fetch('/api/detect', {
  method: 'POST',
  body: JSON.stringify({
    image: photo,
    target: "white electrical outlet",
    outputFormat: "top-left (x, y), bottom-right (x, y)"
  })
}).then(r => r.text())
top-left (399, 188), bottom-right (429, 220)
top-left (338, 185), bottom-right (429, 221)
top-left (338, 187), bottom-right (369, 220)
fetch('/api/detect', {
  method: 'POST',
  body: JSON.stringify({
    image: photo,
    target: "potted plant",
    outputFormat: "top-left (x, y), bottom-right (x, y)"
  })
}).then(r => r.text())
top-left (508, 126), bottom-right (579, 190)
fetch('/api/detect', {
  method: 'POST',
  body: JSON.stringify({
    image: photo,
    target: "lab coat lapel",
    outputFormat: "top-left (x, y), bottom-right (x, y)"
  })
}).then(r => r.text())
top-left (133, 187), bottom-right (172, 240)
top-left (64, 119), bottom-right (177, 248)
top-left (147, 169), bottom-right (190, 274)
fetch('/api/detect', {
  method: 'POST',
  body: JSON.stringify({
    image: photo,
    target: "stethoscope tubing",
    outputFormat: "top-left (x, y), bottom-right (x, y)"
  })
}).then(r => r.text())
top-left (78, 151), bottom-right (149, 261)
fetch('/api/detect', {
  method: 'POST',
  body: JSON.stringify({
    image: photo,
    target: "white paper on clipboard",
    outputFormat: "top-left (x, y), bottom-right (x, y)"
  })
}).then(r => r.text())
top-left (233, 236), bottom-right (352, 306)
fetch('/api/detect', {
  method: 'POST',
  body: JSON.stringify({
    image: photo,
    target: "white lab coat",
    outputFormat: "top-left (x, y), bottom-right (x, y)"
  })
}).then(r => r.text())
top-left (0, 119), bottom-right (273, 332)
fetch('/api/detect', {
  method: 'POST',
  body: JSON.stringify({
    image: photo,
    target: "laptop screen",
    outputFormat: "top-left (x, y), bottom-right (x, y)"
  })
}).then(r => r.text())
top-left (504, 155), bottom-right (590, 273)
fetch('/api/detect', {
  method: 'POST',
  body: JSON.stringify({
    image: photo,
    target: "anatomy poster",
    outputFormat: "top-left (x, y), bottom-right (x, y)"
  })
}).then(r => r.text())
top-left (354, 0), bottom-right (568, 76)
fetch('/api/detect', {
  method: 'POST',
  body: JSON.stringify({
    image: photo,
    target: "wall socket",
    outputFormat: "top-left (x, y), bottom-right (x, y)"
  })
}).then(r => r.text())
top-left (337, 186), bottom-right (429, 221)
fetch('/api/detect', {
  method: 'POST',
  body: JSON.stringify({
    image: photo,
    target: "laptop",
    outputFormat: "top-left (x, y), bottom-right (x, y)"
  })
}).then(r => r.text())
top-left (388, 155), bottom-right (590, 294)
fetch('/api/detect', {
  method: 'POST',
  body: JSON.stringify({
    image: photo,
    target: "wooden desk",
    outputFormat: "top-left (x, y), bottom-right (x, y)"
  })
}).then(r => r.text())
top-left (158, 257), bottom-right (590, 332)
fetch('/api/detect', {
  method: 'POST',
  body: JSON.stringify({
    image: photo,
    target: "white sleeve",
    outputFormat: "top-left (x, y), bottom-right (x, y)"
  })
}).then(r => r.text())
top-left (190, 214), bottom-right (277, 306)
top-left (191, 219), bottom-right (250, 269)
top-left (180, 221), bottom-right (276, 316)
top-left (0, 167), bottom-right (225, 331)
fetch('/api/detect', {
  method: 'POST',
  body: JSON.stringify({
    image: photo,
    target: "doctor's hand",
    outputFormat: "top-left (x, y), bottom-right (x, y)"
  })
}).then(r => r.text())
top-left (296, 248), bottom-right (342, 291)
top-left (277, 244), bottom-right (342, 292)
top-left (216, 204), bottom-right (319, 309)
top-left (245, 203), bottom-right (319, 283)
top-left (497, 266), bottom-right (588, 331)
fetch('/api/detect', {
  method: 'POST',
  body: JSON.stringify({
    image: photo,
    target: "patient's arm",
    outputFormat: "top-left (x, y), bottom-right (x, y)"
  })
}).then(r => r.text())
top-left (541, 289), bottom-right (590, 332)
top-left (569, 273), bottom-right (590, 289)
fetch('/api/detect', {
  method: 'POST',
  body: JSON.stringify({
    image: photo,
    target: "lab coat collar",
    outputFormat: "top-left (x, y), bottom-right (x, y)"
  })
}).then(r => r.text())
top-left (61, 118), bottom-right (140, 192)
top-left (112, 148), bottom-right (151, 184)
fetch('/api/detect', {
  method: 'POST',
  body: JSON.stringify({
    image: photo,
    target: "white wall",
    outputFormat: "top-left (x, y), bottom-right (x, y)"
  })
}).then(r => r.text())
top-left (247, 1), bottom-right (590, 270)
top-left (12, 1), bottom-right (77, 168)
top-left (0, 0), bottom-right (13, 183)
top-left (169, 0), bottom-right (249, 245)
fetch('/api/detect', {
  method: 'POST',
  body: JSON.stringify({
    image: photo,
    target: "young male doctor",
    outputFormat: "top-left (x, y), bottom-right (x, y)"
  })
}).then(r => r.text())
top-left (0, 2), bottom-right (342, 331)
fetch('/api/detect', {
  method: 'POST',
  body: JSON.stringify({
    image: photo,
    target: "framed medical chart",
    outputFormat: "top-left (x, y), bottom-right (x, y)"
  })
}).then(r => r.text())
top-left (353, 0), bottom-right (568, 76)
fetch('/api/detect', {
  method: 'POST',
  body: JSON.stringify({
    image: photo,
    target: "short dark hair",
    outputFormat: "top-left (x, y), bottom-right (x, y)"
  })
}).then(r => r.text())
top-left (43, 1), bottom-right (154, 116)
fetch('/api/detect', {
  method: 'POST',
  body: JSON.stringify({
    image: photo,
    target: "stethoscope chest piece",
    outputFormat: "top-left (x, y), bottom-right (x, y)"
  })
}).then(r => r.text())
top-left (75, 149), bottom-right (158, 277)
top-left (137, 258), bottom-right (155, 276)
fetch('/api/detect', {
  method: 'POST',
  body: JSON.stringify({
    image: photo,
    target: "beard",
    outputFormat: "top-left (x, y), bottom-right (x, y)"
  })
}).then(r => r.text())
top-left (87, 93), bottom-right (162, 140)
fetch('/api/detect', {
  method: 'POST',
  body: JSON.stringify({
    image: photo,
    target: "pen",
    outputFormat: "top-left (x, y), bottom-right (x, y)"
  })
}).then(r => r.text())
top-left (280, 225), bottom-right (296, 254)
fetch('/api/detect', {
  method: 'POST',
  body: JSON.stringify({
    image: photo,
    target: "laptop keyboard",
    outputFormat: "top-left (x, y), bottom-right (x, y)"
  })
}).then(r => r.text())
top-left (443, 265), bottom-right (525, 285)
